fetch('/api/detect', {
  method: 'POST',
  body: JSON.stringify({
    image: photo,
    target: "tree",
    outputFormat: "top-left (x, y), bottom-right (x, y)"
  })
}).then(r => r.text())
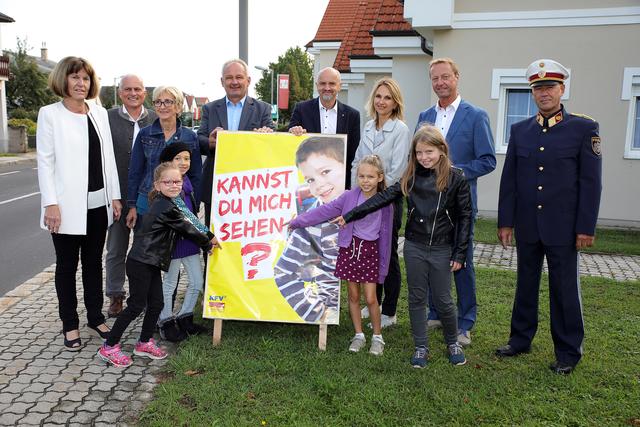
top-left (6, 39), bottom-right (58, 117)
top-left (254, 46), bottom-right (313, 125)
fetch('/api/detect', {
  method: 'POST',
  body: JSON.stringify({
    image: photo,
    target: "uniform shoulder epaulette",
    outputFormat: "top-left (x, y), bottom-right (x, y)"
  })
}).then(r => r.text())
top-left (570, 113), bottom-right (596, 122)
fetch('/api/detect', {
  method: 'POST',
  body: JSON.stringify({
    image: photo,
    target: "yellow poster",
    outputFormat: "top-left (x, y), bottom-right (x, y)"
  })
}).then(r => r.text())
top-left (203, 131), bottom-right (347, 325)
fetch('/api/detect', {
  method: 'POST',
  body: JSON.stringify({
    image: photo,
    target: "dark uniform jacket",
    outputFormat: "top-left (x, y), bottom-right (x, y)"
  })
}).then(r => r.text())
top-left (497, 106), bottom-right (602, 246)
top-left (127, 195), bottom-right (214, 271)
top-left (343, 165), bottom-right (472, 265)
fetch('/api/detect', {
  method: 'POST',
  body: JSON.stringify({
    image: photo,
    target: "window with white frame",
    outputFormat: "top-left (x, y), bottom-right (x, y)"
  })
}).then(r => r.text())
top-left (622, 67), bottom-right (640, 159)
top-left (491, 68), bottom-right (570, 154)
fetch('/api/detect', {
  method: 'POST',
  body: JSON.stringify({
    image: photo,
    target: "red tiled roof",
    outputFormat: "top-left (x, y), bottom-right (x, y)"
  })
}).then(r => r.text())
top-left (310, 0), bottom-right (362, 42)
top-left (195, 97), bottom-right (209, 107)
top-left (311, 0), bottom-right (414, 73)
top-left (185, 95), bottom-right (195, 106)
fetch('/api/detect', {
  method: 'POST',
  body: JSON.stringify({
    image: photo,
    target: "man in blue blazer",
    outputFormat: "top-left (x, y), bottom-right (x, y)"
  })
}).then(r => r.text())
top-left (289, 67), bottom-right (361, 188)
top-left (198, 59), bottom-right (275, 227)
top-left (416, 58), bottom-right (496, 346)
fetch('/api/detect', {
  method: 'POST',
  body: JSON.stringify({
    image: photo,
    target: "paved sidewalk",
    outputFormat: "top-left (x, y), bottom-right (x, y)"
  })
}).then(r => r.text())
top-left (0, 151), bottom-right (37, 167)
top-left (0, 242), bottom-right (638, 426)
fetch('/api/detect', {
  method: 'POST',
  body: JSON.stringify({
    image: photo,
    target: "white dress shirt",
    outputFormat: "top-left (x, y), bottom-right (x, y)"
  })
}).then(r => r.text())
top-left (318, 98), bottom-right (338, 134)
top-left (435, 94), bottom-right (461, 138)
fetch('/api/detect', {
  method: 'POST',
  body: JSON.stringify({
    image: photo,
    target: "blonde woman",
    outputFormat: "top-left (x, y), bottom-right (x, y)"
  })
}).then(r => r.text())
top-left (351, 77), bottom-right (411, 328)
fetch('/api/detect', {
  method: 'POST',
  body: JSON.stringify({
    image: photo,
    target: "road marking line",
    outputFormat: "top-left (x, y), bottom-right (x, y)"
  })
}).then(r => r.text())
top-left (0, 171), bottom-right (19, 176)
top-left (0, 192), bottom-right (40, 205)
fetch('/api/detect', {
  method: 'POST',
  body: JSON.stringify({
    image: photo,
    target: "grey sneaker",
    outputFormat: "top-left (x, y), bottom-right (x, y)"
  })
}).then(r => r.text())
top-left (427, 319), bottom-right (442, 330)
top-left (411, 346), bottom-right (429, 368)
top-left (369, 337), bottom-right (385, 356)
top-left (380, 314), bottom-right (397, 328)
top-left (361, 306), bottom-right (370, 319)
top-left (349, 335), bottom-right (366, 352)
top-left (457, 329), bottom-right (471, 346)
top-left (448, 343), bottom-right (467, 366)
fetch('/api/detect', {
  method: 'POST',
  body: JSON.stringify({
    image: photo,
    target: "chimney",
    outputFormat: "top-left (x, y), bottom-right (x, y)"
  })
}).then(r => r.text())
top-left (41, 42), bottom-right (48, 62)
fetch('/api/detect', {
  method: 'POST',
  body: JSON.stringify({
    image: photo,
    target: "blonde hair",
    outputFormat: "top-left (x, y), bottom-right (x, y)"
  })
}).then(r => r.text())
top-left (365, 77), bottom-right (405, 127)
top-left (148, 162), bottom-right (181, 202)
top-left (357, 154), bottom-right (387, 193)
top-left (152, 86), bottom-right (184, 115)
top-left (400, 125), bottom-right (451, 195)
top-left (48, 56), bottom-right (99, 99)
top-left (429, 57), bottom-right (460, 78)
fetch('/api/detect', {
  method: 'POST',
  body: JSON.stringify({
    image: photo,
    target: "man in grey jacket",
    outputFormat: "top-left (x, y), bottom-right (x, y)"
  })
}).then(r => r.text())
top-left (105, 74), bottom-right (157, 317)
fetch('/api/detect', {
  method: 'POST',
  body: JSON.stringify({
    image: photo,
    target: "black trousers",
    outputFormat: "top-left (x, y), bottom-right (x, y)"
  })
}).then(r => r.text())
top-left (51, 207), bottom-right (108, 333)
top-left (107, 258), bottom-right (164, 346)
top-left (508, 240), bottom-right (584, 365)
top-left (377, 197), bottom-right (403, 316)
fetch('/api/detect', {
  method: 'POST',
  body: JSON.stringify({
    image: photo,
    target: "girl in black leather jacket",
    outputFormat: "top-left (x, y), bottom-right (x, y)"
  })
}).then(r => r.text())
top-left (98, 163), bottom-right (219, 367)
top-left (340, 124), bottom-right (472, 368)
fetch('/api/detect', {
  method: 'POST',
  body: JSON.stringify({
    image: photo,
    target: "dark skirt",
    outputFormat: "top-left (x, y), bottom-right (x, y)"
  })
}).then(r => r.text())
top-left (335, 236), bottom-right (379, 283)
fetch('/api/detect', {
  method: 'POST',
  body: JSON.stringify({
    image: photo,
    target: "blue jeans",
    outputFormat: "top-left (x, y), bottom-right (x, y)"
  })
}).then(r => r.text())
top-left (158, 254), bottom-right (203, 323)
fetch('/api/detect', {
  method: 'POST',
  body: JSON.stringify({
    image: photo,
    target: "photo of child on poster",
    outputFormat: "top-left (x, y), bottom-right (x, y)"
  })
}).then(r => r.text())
top-left (274, 136), bottom-right (346, 323)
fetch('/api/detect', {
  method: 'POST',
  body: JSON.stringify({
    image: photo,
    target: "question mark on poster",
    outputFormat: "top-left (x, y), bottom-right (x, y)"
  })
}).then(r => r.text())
top-left (241, 242), bottom-right (272, 280)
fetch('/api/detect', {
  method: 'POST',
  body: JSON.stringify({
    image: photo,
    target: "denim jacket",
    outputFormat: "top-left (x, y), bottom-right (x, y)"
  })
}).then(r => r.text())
top-left (127, 118), bottom-right (202, 214)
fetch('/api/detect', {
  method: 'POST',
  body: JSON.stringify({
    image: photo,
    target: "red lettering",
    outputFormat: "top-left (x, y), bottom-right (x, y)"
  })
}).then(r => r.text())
top-left (218, 198), bottom-right (242, 216)
top-left (241, 174), bottom-right (256, 191)
top-left (216, 178), bottom-right (230, 195)
top-left (219, 223), bottom-right (230, 241)
top-left (222, 217), bottom-right (287, 240)
top-left (248, 195), bottom-right (262, 214)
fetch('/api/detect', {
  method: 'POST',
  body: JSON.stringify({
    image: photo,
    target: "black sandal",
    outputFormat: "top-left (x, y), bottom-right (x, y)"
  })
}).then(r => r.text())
top-left (87, 323), bottom-right (111, 340)
top-left (62, 330), bottom-right (82, 351)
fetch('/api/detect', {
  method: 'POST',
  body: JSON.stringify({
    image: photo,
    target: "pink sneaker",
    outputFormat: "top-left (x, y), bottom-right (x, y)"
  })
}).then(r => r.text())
top-left (134, 338), bottom-right (168, 360)
top-left (97, 343), bottom-right (132, 368)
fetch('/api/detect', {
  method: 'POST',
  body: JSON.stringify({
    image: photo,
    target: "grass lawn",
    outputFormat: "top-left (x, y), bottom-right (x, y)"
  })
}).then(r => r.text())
top-left (475, 217), bottom-right (640, 256)
top-left (137, 266), bottom-right (640, 426)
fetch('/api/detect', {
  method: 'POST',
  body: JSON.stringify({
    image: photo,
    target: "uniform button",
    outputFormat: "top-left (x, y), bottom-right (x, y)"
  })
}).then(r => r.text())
top-left (538, 166), bottom-right (544, 171)
top-left (539, 147), bottom-right (545, 151)
top-left (538, 186), bottom-right (543, 191)
top-left (537, 205), bottom-right (543, 210)
top-left (542, 128), bottom-right (547, 133)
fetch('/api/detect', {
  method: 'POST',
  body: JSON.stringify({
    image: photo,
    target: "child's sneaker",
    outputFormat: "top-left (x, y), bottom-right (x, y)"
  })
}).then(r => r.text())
top-left (97, 343), bottom-right (132, 368)
top-left (411, 345), bottom-right (428, 368)
top-left (380, 314), bottom-right (397, 328)
top-left (448, 343), bottom-right (467, 366)
top-left (348, 335), bottom-right (366, 352)
top-left (360, 306), bottom-right (370, 319)
top-left (134, 338), bottom-right (168, 360)
top-left (369, 336), bottom-right (385, 356)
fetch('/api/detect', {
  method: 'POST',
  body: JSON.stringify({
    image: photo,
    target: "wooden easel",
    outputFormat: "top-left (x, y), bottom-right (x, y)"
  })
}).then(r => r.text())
top-left (212, 319), bottom-right (329, 351)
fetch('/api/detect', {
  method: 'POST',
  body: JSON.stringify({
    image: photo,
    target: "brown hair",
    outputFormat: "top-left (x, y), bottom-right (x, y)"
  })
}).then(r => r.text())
top-left (400, 125), bottom-right (451, 195)
top-left (429, 57), bottom-right (460, 78)
top-left (356, 154), bottom-right (387, 193)
top-left (295, 136), bottom-right (345, 166)
top-left (148, 162), bottom-right (181, 202)
top-left (365, 77), bottom-right (405, 127)
top-left (48, 56), bottom-right (99, 99)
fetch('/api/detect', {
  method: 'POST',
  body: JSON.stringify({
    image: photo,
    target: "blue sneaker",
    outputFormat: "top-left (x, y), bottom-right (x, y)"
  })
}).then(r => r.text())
top-left (411, 346), bottom-right (428, 368)
top-left (448, 343), bottom-right (467, 366)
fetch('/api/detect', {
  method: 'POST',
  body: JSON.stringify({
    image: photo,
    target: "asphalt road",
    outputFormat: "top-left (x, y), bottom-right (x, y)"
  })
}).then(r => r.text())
top-left (0, 159), bottom-right (55, 296)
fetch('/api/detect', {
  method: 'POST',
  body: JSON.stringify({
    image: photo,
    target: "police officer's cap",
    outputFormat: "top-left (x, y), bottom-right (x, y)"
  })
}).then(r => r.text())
top-left (526, 59), bottom-right (569, 87)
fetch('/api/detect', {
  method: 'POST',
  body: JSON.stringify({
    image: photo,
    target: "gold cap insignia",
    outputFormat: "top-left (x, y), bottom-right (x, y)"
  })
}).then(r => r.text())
top-left (538, 70), bottom-right (546, 78)
top-left (591, 136), bottom-right (602, 156)
top-left (539, 62), bottom-right (545, 67)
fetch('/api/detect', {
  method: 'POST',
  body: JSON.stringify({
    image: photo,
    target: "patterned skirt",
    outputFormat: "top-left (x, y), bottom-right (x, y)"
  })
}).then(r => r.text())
top-left (334, 236), bottom-right (379, 283)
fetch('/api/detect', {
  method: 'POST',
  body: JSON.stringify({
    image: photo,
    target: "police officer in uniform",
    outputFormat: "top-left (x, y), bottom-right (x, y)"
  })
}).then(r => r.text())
top-left (495, 59), bottom-right (602, 375)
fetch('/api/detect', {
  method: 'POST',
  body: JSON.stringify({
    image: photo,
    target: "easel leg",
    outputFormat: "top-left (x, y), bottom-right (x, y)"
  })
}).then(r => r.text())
top-left (318, 323), bottom-right (327, 351)
top-left (213, 319), bottom-right (223, 346)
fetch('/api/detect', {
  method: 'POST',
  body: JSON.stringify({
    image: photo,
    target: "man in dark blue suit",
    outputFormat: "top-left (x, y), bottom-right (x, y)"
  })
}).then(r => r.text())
top-left (416, 58), bottom-right (496, 345)
top-left (496, 59), bottom-right (602, 375)
top-left (289, 67), bottom-right (361, 188)
top-left (198, 59), bottom-right (275, 227)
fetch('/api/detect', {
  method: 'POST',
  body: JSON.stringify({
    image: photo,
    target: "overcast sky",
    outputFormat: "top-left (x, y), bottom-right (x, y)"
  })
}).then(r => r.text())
top-left (0, 0), bottom-right (329, 100)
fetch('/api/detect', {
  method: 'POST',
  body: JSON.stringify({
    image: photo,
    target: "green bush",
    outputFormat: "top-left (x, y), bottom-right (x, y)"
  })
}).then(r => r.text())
top-left (9, 108), bottom-right (38, 122)
top-left (8, 118), bottom-right (37, 136)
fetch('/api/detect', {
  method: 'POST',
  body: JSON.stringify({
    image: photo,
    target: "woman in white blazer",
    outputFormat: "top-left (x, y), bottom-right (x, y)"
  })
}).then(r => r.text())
top-left (350, 77), bottom-right (411, 328)
top-left (37, 57), bottom-right (121, 351)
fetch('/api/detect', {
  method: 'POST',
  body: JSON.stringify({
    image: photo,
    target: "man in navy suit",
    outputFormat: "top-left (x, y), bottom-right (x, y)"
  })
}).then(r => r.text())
top-left (416, 58), bottom-right (496, 345)
top-left (496, 59), bottom-right (602, 375)
top-left (198, 59), bottom-right (275, 227)
top-left (289, 67), bottom-right (361, 188)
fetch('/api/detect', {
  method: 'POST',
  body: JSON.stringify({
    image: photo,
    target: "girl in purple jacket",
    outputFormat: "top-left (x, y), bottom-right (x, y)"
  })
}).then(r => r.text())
top-left (288, 155), bottom-right (393, 356)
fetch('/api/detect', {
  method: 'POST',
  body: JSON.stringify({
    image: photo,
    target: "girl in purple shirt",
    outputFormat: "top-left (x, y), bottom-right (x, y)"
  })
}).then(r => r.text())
top-left (288, 155), bottom-right (393, 356)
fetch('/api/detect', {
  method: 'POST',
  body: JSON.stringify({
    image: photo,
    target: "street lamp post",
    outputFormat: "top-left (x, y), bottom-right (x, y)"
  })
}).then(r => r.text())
top-left (113, 75), bottom-right (125, 107)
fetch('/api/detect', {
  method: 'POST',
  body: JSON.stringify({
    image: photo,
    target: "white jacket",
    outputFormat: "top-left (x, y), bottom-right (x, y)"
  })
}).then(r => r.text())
top-left (37, 101), bottom-right (121, 235)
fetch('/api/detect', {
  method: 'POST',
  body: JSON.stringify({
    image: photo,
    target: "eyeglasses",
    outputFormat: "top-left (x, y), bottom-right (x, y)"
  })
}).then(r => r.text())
top-left (153, 99), bottom-right (176, 107)
top-left (160, 179), bottom-right (183, 186)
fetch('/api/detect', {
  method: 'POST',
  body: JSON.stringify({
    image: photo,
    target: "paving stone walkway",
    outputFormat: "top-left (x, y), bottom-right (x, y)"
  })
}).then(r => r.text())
top-left (0, 242), bottom-right (638, 426)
